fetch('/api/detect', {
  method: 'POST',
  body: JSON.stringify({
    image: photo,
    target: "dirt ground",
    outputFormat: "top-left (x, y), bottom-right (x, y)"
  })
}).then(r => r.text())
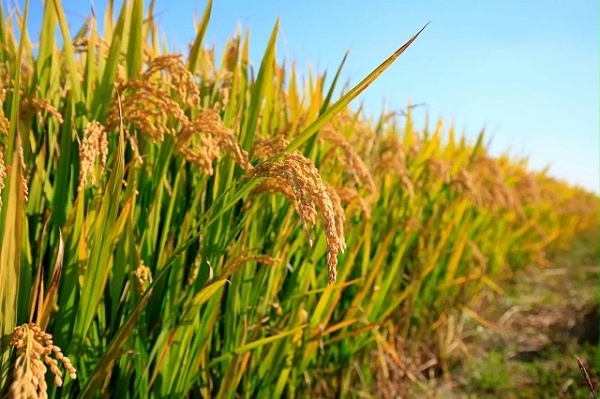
top-left (409, 229), bottom-right (599, 399)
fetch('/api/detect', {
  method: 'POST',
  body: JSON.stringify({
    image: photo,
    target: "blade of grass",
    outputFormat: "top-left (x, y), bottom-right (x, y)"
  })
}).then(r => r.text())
top-left (0, 0), bottom-right (29, 386)
top-left (240, 19), bottom-right (279, 153)
top-left (188, 0), bottom-right (212, 73)
top-left (303, 50), bottom-right (349, 159)
top-left (285, 23), bottom-right (429, 153)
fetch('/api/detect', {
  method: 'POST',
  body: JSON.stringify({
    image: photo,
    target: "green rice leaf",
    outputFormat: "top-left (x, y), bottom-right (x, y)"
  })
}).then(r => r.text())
top-left (285, 23), bottom-right (429, 153)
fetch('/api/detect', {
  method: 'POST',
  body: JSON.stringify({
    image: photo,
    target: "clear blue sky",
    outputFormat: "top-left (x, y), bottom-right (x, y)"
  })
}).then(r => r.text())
top-left (22, 1), bottom-right (600, 193)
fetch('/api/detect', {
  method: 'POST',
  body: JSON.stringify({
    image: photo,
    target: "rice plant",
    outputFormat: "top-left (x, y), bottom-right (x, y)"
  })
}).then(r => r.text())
top-left (0, 0), bottom-right (597, 397)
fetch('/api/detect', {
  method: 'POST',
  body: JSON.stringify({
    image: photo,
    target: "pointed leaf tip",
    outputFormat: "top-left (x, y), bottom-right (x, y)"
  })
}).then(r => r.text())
top-left (285, 23), bottom-right (429, 153)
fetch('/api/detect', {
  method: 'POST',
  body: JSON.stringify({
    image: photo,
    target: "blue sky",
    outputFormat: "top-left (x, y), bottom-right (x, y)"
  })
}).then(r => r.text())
top-left (23, 1), bottom-right (600, 193)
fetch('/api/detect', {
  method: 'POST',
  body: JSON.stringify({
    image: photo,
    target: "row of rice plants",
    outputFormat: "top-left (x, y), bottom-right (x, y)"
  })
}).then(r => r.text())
top-left (1, 0), bottom-right (597, 397)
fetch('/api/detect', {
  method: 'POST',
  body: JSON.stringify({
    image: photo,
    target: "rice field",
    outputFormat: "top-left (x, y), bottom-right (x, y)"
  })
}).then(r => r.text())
top-left (0, 1), bottom-right (598, 398)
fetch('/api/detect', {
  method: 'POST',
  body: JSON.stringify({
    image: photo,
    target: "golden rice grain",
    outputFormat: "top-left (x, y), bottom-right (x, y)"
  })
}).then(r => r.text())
top-left (426, 157), bottom-right (450, 183)
top-left (335, 186), bottom-right (372, 219)
top-left (252, 134), bottom-right (289, 160)
top-left (248, 178), bottom-right (317, 241)
top-left (0, 113), bottom-right (8, 136)
top-left (77, 121), bottom-right (108, 192)
top-left (373, 134), bottom-right (415, 198)
top-left (244, 152), bottom-right (345, 284)
top-left (10, 323), bottom-right (77, 399)
top-left (105, 55), bottom-right (198, 142)
top-left (20, 97), bottom-right (64, 125)
top-left (320, 125), bottom-right (376, 196)
top-left (133, 260), bottom-right (152, 293)
top-left (105, 56), bottom-right (249, 175)
top-left (15, 135), bottom-right (29, 203)
top-left (177, 110), bottom-right (251, 174)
